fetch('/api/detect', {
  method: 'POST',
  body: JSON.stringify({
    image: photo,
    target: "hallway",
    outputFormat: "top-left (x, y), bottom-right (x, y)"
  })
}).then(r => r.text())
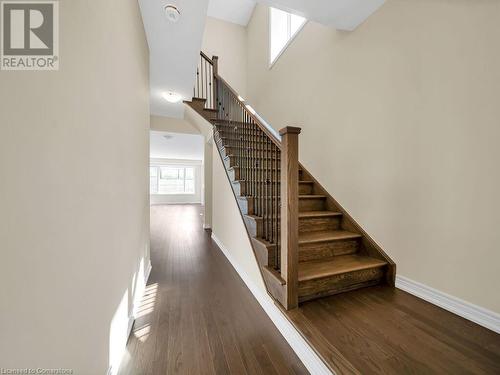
top-left (119, 204), bottom-right (308, 374)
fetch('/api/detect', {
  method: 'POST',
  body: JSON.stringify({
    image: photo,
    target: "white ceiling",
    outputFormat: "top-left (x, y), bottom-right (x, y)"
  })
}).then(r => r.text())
top-left (258, 0), bottom-right (386, 31)
top-left (150, 131), bottom-right (204, 160)
top-left (207, 0), bottom-right (256, 26)
top-left (139, 0), bottom-right (209, 119)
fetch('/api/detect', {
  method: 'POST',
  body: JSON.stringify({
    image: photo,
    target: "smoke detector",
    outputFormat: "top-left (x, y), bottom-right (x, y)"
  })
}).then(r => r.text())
top-left (164, 5), bottom-right (180, 23)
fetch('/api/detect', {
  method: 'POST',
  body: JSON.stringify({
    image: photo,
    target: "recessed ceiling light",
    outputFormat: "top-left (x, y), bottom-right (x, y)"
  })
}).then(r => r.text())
top-left (164, 5), bottom-right (181, 23)
top-left (163, 92), bottom-right (182, 103)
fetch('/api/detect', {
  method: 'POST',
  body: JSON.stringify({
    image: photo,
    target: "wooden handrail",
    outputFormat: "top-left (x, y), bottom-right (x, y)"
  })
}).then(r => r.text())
top-left (214, 73), bottom-right (282, 149)
top-left (195, 53), bottom-right (216, 109)
top-left (200, 51), bottom-right (213, 65)
top-left (199, 53), bottom-right (282, 149)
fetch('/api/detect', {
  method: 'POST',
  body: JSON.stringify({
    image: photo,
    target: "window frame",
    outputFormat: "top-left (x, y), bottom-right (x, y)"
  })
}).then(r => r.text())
top-left (150, 165), bottom-right (196, 195)
top-left (268, 7), bottom-right (307, 69)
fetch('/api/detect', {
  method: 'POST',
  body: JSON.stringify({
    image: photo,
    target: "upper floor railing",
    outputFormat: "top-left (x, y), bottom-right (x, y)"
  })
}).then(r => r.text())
top-left (193, 51), bottom-right (215, 110)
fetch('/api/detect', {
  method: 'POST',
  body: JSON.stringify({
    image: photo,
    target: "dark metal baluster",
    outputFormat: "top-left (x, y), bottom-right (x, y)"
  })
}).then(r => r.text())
top-left (198, 56), bottom-right (201, 97)
top-left (209, 63), bottom-right (212, 109)
top-left (264, 137), bottom-right (268, 241)
top-left (267, 138), bottom-right (271, 242)
top-left (200, 58), bottom-right (203, 100)
top-left (277, 144), bottom-right (281, 269)
top-left (256, 126), bottom-right (260, 218)
top-left (204, 59), bottom-right (208, 105)
top-left (249, 119), bottom-right (253, 201)
top-left (262, 131), bottom-right (265, 227)
top-left (271, 141), bottom-right (275, 246)
top-left (244, 110), bottom-right (247, 197)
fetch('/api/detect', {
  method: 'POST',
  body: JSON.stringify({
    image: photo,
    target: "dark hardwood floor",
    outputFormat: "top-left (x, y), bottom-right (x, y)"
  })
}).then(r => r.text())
top-left (119, 204), bottom-right (500, 375)
top-left (118, 204), bottom-right (309, 375)
top-left (287, 286), bottom-right (500, 374)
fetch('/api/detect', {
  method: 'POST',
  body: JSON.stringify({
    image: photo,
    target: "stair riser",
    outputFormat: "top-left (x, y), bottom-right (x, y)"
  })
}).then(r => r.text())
top-left (227, 168), bottom-right (239, 181)
top-left (237, 197), bottom-right (254, 215)
top-left (299, 239), bottom-right (359, 262)
top-left (250, 238), bottom-right (277, 268)
top-left (232, 181), bottom-right (313, 196)
top-left (246, 218), bottom-right (276, 239)
top-left (299, 216), bottom-right (341, 233)
top-left (245, 215), bottom-right (341, 238)
top-left (299, 198), bottom-right (326, 211)
top-left (300, 183), bottom-right (313, 195)
top-left (299, 266), bottom-right (385, 303)
top-left (238, 197), bottom-right (324, 212)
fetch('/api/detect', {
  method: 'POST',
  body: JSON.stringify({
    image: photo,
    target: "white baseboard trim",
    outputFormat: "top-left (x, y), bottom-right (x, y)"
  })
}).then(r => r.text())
top-left (211, 233), bottom-right (334, 375)
top-left (144, 260), bottom-right (153, 287)
top-left (396, 275), bottom-right (500, 334)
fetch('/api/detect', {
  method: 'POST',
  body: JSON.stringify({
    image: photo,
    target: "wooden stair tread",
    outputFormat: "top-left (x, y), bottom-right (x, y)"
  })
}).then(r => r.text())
top-left (299, 211), bottom-right (342, 218)
top-left (299, 255), bottom-right (387, 282)
top-left (299, 230), bottom-right (361, 244)
top-left (245, 209), bottom-right (339, 221)
top-left (238, 194), bottom-right (325, 199)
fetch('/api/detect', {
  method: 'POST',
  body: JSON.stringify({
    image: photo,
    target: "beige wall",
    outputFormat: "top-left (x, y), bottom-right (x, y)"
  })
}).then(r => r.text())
top-left (247, 1), bottom-right (500, 313)
top-left (202, 16), bottom-right (247, 97)
top-left (184, 105), bottom-right (216, 228)
top-left (0, 0), bottom-right (150, 373)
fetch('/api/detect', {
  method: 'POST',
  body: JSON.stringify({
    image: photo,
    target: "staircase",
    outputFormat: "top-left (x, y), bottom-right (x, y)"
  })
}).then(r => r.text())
top-left (186, 52), bottom-right (395, 310)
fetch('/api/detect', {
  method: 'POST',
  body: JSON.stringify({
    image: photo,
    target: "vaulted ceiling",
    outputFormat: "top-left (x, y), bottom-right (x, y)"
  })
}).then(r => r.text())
top-left (139, 0), bottom-right (385, 118)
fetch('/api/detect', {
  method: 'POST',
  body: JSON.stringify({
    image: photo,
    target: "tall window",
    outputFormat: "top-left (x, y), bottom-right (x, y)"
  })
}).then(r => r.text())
top-left (150, 166), bottom-right (195, 194)
top-left (269, 7), bottom-right (306, 66)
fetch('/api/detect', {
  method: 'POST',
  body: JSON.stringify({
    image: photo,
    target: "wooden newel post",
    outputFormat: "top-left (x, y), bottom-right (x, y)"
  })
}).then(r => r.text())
top-left (279, 126), bottom-right (301, 310)
top-left (212, 55), bottom-right (219, 110)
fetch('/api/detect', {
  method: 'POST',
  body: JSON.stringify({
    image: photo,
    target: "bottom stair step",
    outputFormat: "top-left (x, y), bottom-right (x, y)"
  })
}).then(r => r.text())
top-left (298, 255), bottom-right (387, 302)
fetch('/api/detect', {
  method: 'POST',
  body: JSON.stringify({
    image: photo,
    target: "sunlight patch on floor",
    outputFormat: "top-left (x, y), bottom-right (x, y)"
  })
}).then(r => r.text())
top-left (133, 324), bottom-right (151, 343)
top-left (135, 283), bottom-right (158, 318)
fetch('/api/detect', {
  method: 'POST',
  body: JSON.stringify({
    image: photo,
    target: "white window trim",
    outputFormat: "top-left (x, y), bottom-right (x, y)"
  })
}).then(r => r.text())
top-left (268, 8), bottom-right (307, 69)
